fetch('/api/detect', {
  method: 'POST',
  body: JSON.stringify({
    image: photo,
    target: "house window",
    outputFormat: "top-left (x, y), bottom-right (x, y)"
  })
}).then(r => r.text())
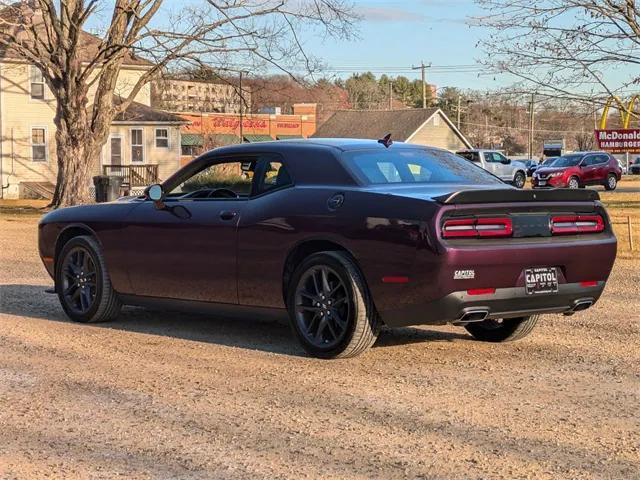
top-left (433, 114), bottom-right (440, 126)
top-left (131, 129), bottom-right (144, 163)
top-left (110, 136), bottom-right (122, 173)
top-left (31, 128), bottom-right (47, 162)
top-left (30, 65), bottom-right (45, 100)
top-left (155, 128), bottom-right (169, 148)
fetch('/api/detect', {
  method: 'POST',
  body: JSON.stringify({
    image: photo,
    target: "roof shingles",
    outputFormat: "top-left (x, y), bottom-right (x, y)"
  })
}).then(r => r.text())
top-left (312, 108), bottom-right (441, 141)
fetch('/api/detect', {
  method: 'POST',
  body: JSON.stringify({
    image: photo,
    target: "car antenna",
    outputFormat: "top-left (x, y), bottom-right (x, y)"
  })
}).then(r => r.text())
top-left (378, 133), bottom-right (393, 148)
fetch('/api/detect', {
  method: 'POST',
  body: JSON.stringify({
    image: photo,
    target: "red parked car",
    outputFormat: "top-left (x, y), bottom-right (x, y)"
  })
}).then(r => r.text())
top-left (532, 151), bottom-right (622, 190)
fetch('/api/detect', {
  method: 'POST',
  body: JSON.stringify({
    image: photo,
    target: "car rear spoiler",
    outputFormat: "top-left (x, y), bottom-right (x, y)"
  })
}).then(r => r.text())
top-left (434, 188), bottom-right (600, 205)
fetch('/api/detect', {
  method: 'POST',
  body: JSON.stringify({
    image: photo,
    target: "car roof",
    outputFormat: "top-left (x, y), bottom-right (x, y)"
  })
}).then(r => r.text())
top-left (562, 151), bottom-right (608, 156)
top-left (210, 138), bottom-right (445, 155)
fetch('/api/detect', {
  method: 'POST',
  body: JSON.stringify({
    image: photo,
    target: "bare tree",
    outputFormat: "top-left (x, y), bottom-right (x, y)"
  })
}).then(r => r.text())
top-left (0, 0), bottom-right (356, 207)
top-left (474, 1), bottom-right (640, 107)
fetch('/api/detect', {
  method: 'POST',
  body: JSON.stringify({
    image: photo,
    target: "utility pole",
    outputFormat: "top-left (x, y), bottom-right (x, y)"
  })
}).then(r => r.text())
top-left (456, 95), bottom-right (462, 130)
top-left (411, 61), bottom-right (431, 109)
top-left (528, 93), bottom-right (535, 159)
top-left (388, 81), bottom-right (393, 110)
top-left (239, 71), bottom-right (244, 143)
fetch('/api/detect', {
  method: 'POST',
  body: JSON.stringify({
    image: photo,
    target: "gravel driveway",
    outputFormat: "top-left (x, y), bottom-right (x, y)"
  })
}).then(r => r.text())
top-left (0, 213), bottom-right (638, 479)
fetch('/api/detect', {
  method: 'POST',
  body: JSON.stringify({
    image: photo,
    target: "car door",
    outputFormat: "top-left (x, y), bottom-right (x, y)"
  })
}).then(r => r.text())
top-left (122, 155), bottom-right (260, 303)
top-left (488, 152), bottom-right (511, 181)
top-left (595, 154), bottom-right (612, 182)
top-left (580, 155), bottom-right (598, 184)
top-left (482, 152), bottom-right (499, 177)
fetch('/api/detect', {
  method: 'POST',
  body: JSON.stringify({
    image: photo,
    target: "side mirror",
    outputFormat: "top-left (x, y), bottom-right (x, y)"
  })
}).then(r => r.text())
top-left (501, 158), bottom-right (511, 165)
top-left (145, 183), bottom-right (165, 209)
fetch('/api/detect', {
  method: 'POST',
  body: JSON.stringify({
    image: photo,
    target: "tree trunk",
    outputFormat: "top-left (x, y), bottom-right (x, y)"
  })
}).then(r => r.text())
top-left (49, 92), bottom-right (110, 209)
top-left (49, 130), bottom-right (102, 208)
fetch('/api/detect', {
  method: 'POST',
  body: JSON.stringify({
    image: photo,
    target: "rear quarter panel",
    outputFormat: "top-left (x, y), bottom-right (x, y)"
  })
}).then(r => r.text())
top-left (236, 187), bottom-right (436, 308)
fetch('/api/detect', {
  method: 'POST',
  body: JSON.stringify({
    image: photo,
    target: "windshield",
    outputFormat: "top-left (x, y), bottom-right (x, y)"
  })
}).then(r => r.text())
top-left (542, 158), bottom-right (557, 166)
top-left (550, 154), bottom-right (583, 168)
top-left (344, 148), bottom-right (503, 185)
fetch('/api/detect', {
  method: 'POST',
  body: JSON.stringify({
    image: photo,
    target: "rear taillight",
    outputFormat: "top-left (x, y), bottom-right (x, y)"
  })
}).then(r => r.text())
top-left (551, 215), bottom-right (604, 235)
top-left (442, 217), bottom-right (513, 238)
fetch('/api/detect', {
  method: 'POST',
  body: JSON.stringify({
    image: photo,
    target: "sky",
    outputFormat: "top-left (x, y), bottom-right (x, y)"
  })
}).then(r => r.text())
top-left (85, 0), bottom-right (636, 96)
top-left (305, 0), bottom-right (496, 90)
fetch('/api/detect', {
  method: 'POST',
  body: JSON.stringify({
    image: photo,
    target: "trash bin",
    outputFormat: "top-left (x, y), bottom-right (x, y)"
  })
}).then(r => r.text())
top-left (93, 175), bottom-right (123, 203)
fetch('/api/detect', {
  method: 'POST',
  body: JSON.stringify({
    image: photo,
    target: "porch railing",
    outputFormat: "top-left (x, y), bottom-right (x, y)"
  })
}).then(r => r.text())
top-left (102, 164), bottom-right (159, 187)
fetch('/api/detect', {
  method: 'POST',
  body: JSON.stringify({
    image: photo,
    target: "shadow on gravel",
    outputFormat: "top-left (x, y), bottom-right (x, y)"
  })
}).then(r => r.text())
top-left (0, 284), bottom-right (469, 356)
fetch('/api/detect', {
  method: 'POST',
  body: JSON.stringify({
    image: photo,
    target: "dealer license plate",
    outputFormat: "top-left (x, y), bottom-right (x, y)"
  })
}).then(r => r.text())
top-left (538, 180), bottom-right (547, 186)
top-left (525, 267), bottom-right (558, 295)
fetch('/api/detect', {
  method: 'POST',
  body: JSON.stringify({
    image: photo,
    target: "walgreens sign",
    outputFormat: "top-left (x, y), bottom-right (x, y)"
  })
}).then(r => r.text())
top-left (594, 129), bottom-right (640, 153)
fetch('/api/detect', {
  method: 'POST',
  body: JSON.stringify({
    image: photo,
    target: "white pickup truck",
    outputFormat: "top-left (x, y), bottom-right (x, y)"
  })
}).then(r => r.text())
top-left (456, 149), bottom-right (527, 188)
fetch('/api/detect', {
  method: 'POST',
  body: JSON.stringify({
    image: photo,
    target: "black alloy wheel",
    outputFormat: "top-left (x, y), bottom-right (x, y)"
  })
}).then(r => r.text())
top-left (287, 251), bottom-right (379, 359)
top-left (60, 246), bottom-right (98, 315)
top-left (55, 235), bottom-right (122, 323)
top-left (294, 265), bottom-right (350, 350)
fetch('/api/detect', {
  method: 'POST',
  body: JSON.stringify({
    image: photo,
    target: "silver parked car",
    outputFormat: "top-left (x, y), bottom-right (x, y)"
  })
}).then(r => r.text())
top-left (456, 149), bottom-right (527, 188)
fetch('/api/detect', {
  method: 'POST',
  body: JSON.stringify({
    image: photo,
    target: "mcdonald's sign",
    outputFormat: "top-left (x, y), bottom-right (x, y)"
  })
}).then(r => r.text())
top-left (594, 95), bottom-right (640, 153)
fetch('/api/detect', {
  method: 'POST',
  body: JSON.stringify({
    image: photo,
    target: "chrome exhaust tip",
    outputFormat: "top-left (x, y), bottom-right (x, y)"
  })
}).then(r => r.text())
top-left (565, 299), bottom-right (594, 315)
top-left (572, 300), bottom-right (593, 312)
top-left (453, 309), bottom-right (489, 325)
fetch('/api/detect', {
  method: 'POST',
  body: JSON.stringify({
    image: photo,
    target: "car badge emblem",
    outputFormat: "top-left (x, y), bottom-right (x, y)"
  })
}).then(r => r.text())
top-left (454, 270), bottom-right (475, 280)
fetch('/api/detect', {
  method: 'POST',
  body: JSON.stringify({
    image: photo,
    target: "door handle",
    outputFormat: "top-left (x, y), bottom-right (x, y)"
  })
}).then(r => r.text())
top-left (219, 210), bottom-right (237, 221)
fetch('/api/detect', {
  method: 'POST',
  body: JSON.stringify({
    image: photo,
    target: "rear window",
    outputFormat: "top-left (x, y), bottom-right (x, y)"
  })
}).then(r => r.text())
top-left (456, 151), bottom-right (481, 163)
top-left (344, 148), bottom-right (503, 185)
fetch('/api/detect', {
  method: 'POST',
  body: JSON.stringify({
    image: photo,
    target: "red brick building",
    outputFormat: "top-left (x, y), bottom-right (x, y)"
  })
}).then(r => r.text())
top-left (179, 103), bottom-right (317, 164)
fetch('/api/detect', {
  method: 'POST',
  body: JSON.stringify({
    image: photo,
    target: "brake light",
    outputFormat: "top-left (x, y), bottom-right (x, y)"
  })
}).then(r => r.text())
top-left (467, 288), bottom-right (496, 295)
top-left (551, 215), bottom-right (604, 235)
top-left (442, 217), bottom-right (513, 238)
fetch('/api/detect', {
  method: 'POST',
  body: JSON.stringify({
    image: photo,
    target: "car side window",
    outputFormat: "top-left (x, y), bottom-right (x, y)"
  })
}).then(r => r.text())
top-left (493, 152), bottom-right (506, 163)
top-left (484, 152), bottom-right (497, 162)
top-left (168, 159), bottom-right (257, 199)
top-left (257, 161), bottom-right (293, 194)
top-left (596, 155), bottom-right (610, 165)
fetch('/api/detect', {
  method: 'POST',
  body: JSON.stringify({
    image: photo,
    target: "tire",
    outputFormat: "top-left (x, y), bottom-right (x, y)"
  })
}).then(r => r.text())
top-left (464, 315), bottom-right (539, 342)
top-left (55, 235), bottom-right (122, 323)
top-left (513, 171), bottom-right (526, 189)
top-left (568, 176), bottom-right (579, 189)
top-left (604, 174), bottom-right (617, 191)
top-left (287, 251), bottom-right (379, 359)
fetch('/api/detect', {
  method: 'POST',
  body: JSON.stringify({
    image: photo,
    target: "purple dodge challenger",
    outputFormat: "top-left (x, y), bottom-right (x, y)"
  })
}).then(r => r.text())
top-left (39, 139), bottom-right (617, 358)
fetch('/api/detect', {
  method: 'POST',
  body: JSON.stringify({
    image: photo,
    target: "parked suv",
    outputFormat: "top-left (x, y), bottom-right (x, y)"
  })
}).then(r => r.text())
top-left (456, 150), bottom-right (527, 188)
top-left (532, 151), bottom-right (622, 190)
top-left (630, 158), bottom-right (640, 175)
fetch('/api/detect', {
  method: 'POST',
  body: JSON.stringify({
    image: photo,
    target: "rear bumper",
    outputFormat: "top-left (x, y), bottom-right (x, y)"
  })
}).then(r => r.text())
top-left (379, 282), bottom-right (605, 327)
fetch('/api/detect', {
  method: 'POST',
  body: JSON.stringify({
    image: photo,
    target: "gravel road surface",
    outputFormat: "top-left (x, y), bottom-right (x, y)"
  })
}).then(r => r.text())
top-left (0, 213), bottom-right (638, 479)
